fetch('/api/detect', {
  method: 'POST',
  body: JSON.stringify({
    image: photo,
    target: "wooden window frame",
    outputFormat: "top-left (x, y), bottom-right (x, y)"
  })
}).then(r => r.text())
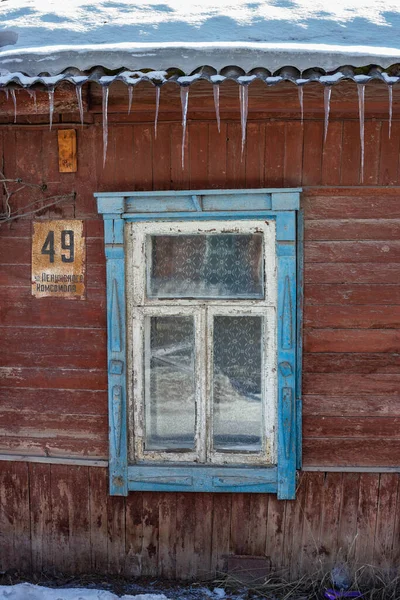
top-left (96, 188), bottom-right (303, 499)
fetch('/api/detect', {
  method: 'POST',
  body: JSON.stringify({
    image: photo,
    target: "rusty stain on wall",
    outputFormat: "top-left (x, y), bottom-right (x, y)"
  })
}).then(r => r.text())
top-left (32, 220), bottom-right (86, 299)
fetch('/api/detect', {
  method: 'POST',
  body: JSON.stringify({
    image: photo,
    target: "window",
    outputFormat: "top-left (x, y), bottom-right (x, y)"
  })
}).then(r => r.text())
top-left (96, 188), bottom-right (302, 499)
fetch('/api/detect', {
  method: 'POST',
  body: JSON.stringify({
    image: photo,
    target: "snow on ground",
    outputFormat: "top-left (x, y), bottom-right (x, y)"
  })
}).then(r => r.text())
top-left (0, 584), bottom-right (237, 600)
top-left (0, 584), bottom-right (167, 600)
top-left (1, 1), bottom-right (400, 74)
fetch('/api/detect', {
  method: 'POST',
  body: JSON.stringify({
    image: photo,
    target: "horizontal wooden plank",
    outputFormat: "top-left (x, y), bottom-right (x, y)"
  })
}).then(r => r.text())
top-left (302, 194), bottom-right (400, 220)
top-left (303, 438), bottom-right (400, 467)
top-left (0, 288), bottom-right (106, 328)
top-left (305, 263), bottom-right (400, 284)
top-left (0, 410), bottom-right (107, 438)
top-left (0, 367), bottom-right (107, 390)
top-left (303, 373), bottom-right (400, 395)
top-left (305, 284), bottom-right (400, 305)
top-left (304, 352), bottom-right (400, 373)
top-left (304, 416), bottom-right (400, 439)
top-left (305, 241), bottom-right (400, 263)
top-left (0, 388), bottom-right (107, 415)
top-left (305, 329), bottom-right (400, 353)
top-left (0, 327), bottom-right (107, 369)
top-left (303, 394), bottom-right (400, 417)
top-left (0, 218), bottom-right (103, 239)
top-left (304, 305), bottom-right (400, 328)
top-left (305, 219), bottom-right (400, 241)
top-left (0, 436), bottom-right (108, 459)
top-left (0, 263), bottom-right (106, 288)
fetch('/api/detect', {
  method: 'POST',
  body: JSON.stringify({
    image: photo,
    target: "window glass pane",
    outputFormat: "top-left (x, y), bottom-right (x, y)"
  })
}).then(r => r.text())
top-left (148, 234), bottom-right (263, 299)
top-left (145, 316), bottom-right (196, 451)
top-left (212, 316), bottom-right (263, 452)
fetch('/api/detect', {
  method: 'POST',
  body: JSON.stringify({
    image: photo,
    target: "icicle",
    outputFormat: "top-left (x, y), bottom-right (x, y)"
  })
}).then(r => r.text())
top-left (4, 89), bottom-right (9, 100)
top-left (102, 86), bottom-right (109, 167)
top-left (323, 86), bottom-right (332, 144)
top-left (154, 86), bottom-right (160, 139)
top-left (127, 85), bottom-right (133, 115)
top-left (213, 84), bottom-right (221, 133)
top-left (75, 85), bottom-right (84, 127)
top-left (48, 88), bottom-right (54, 130)
top-left (388, 85), bottom-right (393, 139)
top-left (357, 83), bottom-right (365, 184)
top-left (239, 85), bottom-right (248, 158)
top-left (180, 86), bottom-right (189, 169)
top-left (10, 89), bottom-right (17, 123)
top-left (27, 89), bottom-right (37, 112)
top-left (298, 86), bottom-right (304, 124)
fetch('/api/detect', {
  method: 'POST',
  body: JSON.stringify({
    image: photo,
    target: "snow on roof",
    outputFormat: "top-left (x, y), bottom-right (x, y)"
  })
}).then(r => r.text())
top-left (1, 0), bottom-right (400, 78)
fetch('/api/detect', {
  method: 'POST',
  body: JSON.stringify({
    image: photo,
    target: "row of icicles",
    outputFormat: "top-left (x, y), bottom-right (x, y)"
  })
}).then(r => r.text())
top-left (1, 82), bottom-right (396, 182)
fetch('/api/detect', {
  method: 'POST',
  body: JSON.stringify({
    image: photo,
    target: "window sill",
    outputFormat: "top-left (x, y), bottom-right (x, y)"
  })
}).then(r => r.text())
top-left (126, 464), bottom-right (278, 493)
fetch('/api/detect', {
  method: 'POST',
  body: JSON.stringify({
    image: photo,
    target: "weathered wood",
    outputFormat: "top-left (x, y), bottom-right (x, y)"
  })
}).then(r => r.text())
top-left (304, 416), bottom-right (400, 439)
top-left (0, 461), bottom-right (31, 572)
top-left (305, 219), bottom-right (400, 241)
top-left (0, 388), bottom-right (107, 414)
top-left (158, 492), bottom-right (176, 579)
top-left (305, 264), bottom-right (400, 285)
top-left (303, 439), bottom-right (400, 467)
top-left (340, 121), bottom-right (361, 186)
top-left (211, 494), bottom-right (231, 574)
top-left (0, 326), bottom-right (107, 368)
top-left (305, 241), bottom-right (400, 263)
top-left (304, 305), bottom-right (400, 328)
top-left (337, 473), bottom-right (360, 564)
top-left (354, 473), bottom-right (379, 567)
top-left (302, 121), bottom-right (323, 186)
top-left (0, 461), bottom-right (399, 577)
top-left (305, 284), bottom-right (400, 305)
top-left (264, 121), bottom-right (285, 187)
top-left (30, 463), bottom-right (52, 572)
top-left (303, 373), bottom-right (400, 395)
top-left (302, 193), bottom-right (400, 219)
top-left (0, 435), bottom-right (108, 459)
top-left (141, 493), bottom-right (159, 577)
top-left (319, 472), bottom-right (342, 570)
top-left (0, 289), bottom-right (106, 328)
top-left (107, 494), bottom-right (126, 574)
top-left (176, 493), bottom-right (196, 580)
top-left (321, 121), bottom-right (342, 186)
top-left (373, 474), bottom-right (399, 567)
top-left (304, 330), bottom-right (400, 353)
top-left (303, 394), bottom-right (400, 416)
top-left (304, 353), bottom-right (400, 373)
top-left (0, 366), bottom-right (107, 390)
top-left (89, 467), bottom-right (109, 572)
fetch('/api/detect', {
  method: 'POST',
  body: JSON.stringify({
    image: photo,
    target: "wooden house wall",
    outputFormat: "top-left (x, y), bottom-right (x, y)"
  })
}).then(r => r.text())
top-left (0, 80), bottom-right (399, 577)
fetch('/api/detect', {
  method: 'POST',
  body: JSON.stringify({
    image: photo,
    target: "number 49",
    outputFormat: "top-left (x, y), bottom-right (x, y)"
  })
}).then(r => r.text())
top-left (41, 230), bottom-right (75, 263)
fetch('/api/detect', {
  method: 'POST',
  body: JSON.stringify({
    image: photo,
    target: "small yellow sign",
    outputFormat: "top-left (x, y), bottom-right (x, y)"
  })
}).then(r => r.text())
top-left (32, 220), bottom-right (86, 299)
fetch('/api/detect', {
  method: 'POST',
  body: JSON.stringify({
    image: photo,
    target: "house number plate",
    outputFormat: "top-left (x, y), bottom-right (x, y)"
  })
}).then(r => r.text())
top-left (32, 220), bottom-right (86, 299)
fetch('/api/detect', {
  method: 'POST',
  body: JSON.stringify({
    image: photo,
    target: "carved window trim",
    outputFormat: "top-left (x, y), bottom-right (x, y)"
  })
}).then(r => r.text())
top-left (96, 188), bottom-right (302, 499)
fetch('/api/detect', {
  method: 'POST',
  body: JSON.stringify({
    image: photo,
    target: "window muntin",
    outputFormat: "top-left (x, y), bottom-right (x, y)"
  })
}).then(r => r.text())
top-left (128, 220), bottom-right (277, 467)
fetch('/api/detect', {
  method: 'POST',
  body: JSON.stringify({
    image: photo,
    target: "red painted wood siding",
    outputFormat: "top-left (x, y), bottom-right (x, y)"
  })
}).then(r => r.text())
top-left (1, 117), bottom-right (399, 466)
top-left (0, 80), bottom-right (400, 576)
top-left (0, 462), bottom-right (399, 579)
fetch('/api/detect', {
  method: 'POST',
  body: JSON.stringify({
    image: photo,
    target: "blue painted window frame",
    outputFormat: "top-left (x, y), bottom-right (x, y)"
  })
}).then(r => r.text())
top-left (96, 188), bottom-right (302, 500)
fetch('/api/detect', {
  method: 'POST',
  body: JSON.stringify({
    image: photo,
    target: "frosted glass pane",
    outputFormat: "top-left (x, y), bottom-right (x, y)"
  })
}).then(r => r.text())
top-left (148, 234), bottom-right (263, 298)
top-left (145, 316), bottom-right (195, 451)
top-left (212, 316), bottom-right (263, 452)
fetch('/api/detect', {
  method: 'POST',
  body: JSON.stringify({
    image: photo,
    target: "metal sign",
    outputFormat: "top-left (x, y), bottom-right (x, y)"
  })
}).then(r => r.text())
top-left (32, 220), bottom-right (86, 299)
